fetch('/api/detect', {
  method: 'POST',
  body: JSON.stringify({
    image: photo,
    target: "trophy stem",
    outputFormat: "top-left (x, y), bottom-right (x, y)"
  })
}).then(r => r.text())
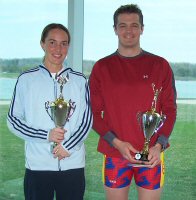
top-left (52, 142), bottom-right (58, 149)
top-left (142, 139), bottom-right (149, 155)
top-left (139, 139), bottom-right (149, 161)
top-left (53, 126), bottom-right (63, 149)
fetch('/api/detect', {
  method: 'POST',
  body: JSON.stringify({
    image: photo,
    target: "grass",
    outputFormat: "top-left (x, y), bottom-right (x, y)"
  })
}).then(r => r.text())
top-left (0, 104), bottom-right (196, 200)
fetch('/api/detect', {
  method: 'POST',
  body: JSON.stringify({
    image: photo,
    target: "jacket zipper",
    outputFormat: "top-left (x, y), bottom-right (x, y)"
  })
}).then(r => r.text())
top-left (53, 76), bottom-right (61, 171)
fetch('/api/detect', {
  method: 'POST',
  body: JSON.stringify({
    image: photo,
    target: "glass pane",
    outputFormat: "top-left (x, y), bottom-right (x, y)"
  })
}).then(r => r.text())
top-left (0, 0), bottom-right (68, 100)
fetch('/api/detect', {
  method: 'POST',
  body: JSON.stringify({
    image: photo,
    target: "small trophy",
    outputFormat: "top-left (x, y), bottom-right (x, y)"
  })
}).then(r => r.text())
top-left (135, 83), bottom-right (166, 161)
top-left (45, 74), bottom-right (75, 151)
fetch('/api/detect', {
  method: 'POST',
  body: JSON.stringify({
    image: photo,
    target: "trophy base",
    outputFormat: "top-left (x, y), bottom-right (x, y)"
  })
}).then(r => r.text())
top-left (135, 153), bottom-right (149, 162)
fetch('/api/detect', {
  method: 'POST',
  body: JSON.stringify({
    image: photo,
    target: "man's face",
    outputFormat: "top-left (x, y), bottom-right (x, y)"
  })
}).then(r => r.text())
top-left (114, 13), bottom-right (143, 49)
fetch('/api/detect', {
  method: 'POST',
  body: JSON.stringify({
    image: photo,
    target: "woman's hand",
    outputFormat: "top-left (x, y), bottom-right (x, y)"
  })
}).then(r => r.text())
top-left (49, 128), bottom-right (66, 143)
top-left (53, 144), bottom-right (70, 160)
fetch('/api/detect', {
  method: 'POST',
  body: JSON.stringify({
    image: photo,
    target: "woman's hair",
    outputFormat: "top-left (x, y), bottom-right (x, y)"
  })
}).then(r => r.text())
top-left (41, 23), bottom-right (71, 44)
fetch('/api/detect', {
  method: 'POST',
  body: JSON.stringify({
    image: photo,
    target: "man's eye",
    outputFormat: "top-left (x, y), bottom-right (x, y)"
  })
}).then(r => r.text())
top-left (50, 41), bottom-right (55, 45)
top-left (132, 24), bottom-right (139, 28)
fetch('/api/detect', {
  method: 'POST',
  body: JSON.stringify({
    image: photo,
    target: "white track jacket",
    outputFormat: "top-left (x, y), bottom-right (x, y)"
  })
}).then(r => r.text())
top-left (7, 65), bottom-right (92, 171)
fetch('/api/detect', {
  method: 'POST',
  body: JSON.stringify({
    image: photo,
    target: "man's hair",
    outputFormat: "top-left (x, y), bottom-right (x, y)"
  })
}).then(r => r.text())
top-left (113, 4), bottom-right (144, 28)
top-left (41, 23), bottom-right (71, 44)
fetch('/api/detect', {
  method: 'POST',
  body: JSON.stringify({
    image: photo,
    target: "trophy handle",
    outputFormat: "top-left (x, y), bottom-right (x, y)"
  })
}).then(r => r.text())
top-left (67, 100), bottom-right (76, 121)
top-left (155, 114), bottom-right (166, 133)
top-left (45, 101), bottom-right (53, 121)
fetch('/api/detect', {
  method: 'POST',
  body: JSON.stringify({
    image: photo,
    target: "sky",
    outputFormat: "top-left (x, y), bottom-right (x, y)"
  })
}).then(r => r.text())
top-left (0, 0), bottom-right (196, 63)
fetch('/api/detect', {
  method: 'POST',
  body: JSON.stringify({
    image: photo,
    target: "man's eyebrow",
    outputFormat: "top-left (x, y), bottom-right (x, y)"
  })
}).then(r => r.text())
top-left (117, 22), bottom-right (127, 26)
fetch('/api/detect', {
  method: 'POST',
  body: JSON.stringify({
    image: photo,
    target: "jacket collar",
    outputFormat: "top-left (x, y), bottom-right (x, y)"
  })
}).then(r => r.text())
top-left (39, 64), bottom-right (71, 78)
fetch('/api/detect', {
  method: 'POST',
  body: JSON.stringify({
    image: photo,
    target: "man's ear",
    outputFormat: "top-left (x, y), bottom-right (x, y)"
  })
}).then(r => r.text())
top-left (140, 26), bottom-right (144, 35)
top-left (113, 25), bottom-right (118, 35)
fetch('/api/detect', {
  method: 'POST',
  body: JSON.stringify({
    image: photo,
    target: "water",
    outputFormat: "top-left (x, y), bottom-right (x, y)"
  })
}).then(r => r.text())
top-left (0, 78), bottom-right (196, 100)
top-left (176, 80), bottom-right (196, 99)
top-left (0, 78), bottom-right (17, 100)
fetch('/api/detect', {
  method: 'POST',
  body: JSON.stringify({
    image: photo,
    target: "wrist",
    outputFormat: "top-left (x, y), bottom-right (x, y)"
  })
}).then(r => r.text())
top-left (112, 138), bottom-right (122, 149)
top-left (103, 131), bottom-right (116, 147)
top-left (48, 129), bottom-right (52, 142)
top-left (157, 135), bottom-right (168, 150)
top-left (154, 143), bottom-right (163, 152)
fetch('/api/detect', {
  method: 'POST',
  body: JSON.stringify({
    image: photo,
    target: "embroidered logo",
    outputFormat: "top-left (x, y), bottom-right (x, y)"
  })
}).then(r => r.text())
top-left (109, 180), bottom-right (117, 184)
top-left (143, 74), bottom-right (148, 79)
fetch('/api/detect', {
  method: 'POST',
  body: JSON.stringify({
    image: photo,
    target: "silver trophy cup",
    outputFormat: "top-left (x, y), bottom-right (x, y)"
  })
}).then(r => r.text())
top-left (45, 74), bottom-right (75, 150)
top-left (135, 83), bottom-right (166, 161)
top-left (45, 98), bottom-right (72, 128)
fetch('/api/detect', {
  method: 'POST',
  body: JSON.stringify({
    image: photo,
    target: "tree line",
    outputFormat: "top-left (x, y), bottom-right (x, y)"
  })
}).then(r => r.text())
top-left (0, 58), bottom-right (196, 80)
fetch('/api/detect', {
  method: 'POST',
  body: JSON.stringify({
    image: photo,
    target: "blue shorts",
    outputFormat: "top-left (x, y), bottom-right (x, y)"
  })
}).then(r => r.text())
top-left (102, 153), bottom-right (165, 190)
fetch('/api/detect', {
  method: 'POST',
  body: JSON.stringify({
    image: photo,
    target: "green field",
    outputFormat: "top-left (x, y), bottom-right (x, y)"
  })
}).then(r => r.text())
top-left (0, 104), bottom-right (196, 200)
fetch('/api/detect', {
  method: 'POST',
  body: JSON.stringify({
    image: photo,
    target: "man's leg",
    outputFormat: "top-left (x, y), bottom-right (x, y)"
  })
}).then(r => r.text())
top-left (137, 186), bottom-right (162, 200)
top-left (104, 185), bottom-right (130, 200)
top-left (103, 156), bottom-right (134, 200)
top-left (135, 153), bottom-right (165, 200)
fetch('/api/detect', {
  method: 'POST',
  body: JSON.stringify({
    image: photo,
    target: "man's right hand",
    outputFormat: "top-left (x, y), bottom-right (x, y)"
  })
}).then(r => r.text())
top-left (112, 138), bottom-right (142, 164)
top-left (49, 128), bottom-right (65, 143)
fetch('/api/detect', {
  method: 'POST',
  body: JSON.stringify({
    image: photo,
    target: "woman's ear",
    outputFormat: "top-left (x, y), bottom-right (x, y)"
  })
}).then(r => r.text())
top-left (40, 41), bottom-right (45, 51)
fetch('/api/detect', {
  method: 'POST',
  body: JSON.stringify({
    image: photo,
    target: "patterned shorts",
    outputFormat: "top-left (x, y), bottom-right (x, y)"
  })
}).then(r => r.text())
top-left (103, 153), bottom-right (165, 190)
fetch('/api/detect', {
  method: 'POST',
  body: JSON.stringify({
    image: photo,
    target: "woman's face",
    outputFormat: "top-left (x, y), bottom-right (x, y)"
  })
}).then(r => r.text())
top-left (41, 28), bottom-right (69, 72)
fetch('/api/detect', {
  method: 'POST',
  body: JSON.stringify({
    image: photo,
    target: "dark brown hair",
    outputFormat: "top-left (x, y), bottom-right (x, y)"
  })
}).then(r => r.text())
top-left (41, 23), bottom-right (71, 44)
top-left (113, 4), bottom-right (144, 28)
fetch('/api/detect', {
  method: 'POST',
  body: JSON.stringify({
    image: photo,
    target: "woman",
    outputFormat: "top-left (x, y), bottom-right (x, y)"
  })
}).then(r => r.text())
top-left (7, 23), bottom-right (92, 200)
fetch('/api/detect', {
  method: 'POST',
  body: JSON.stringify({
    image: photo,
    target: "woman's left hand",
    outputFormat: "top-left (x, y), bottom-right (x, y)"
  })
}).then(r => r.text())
top-left (53, 144), bottom-right (70, 160)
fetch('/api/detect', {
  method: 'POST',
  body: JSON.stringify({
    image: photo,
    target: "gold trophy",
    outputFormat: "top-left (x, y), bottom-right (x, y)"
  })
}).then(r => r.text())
top-left (45, 74), bottom-right (75, 151)
top-left (135, 83), bottom-right (166, 161)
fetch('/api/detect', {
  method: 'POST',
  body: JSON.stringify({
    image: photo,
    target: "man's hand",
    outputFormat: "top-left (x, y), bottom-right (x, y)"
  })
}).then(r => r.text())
top-left (49, 128), bottom-right (66, 143)
top-left (147, 143), bottom-right (162, 168)
top-left (112, 138), bottom-right (142, 164)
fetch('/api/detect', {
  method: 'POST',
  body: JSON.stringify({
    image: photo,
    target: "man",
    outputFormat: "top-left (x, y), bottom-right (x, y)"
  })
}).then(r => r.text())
top-left (89, 4), bottom-right (176, 200)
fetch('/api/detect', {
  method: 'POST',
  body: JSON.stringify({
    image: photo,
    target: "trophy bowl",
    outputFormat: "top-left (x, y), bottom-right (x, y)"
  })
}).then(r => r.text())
top-left (135, 110), bottom-right (166, 161)
top-left (48, 98), bottom-right (71, 128)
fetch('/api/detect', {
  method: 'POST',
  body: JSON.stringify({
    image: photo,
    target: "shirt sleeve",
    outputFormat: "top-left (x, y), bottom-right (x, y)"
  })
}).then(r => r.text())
top-left (89, 62), bottom-right (113, 138)
top-left (62, 79), bottom-right (93, 154)
top-left (7, 77), bottom-right (49, 142)
top-left (156, 59), bottom-right (177, 147)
